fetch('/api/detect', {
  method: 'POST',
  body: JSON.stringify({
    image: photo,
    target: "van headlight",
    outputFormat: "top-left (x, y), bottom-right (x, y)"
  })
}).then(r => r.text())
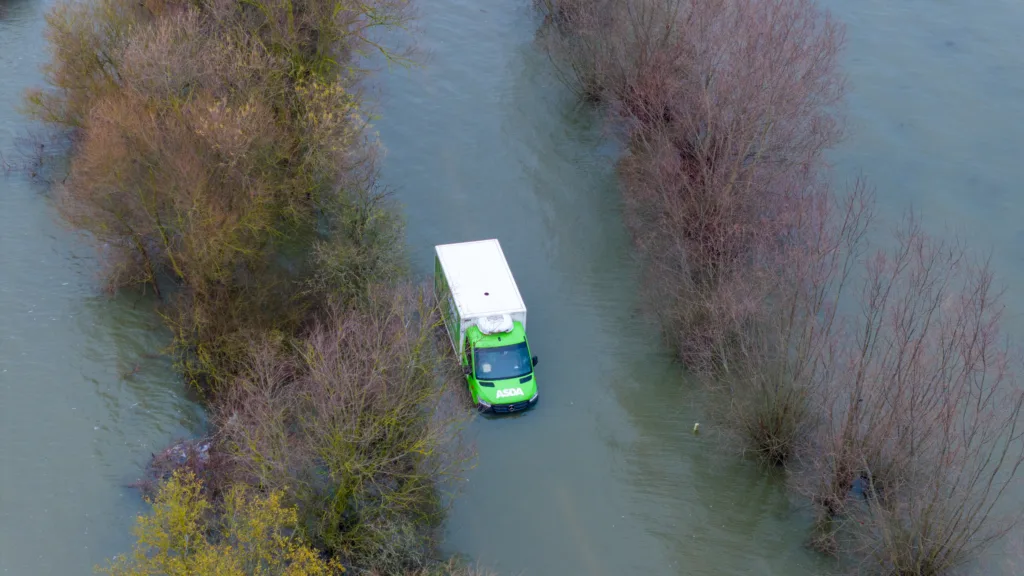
top-left (529, 392), bottom-right (538, 402)
top-left (478, 400), bottom-right (491, 409)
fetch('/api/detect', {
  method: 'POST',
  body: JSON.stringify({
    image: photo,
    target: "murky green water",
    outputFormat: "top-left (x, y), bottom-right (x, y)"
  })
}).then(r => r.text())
top-left (0, 1), bottom-right (205, 573)
top-left (820, 0), bottom-right (1024, 328)
top-left (2, 0), bottom-right (1023, 573)
top-left (372, 2), bottom-right (825, 574)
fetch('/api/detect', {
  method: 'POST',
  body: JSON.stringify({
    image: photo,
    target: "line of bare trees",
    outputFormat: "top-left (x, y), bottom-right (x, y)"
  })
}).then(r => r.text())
top-left (28, 0), bottom-right (487, 573)
top-left (536, 0), bottom-right (1024, 573)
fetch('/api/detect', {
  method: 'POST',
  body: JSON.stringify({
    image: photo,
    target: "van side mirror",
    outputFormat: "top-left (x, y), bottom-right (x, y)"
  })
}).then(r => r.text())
top-left (532, 356), bottom-right (539, 367)
top-left (463, 365), bottom-right (471, 376)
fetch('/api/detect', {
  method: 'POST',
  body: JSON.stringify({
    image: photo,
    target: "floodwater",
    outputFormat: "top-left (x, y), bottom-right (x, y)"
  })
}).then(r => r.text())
top-left (374, 0), bottom-right (1024, 574)
top-left (1, 0), bottom-right (1023, 574)
top-left (0, 0), bottom-right (205, 573)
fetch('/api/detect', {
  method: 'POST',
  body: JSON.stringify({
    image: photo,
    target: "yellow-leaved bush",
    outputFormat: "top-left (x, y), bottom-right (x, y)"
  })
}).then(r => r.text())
top-left (98, 470), bottom-right (345, 576)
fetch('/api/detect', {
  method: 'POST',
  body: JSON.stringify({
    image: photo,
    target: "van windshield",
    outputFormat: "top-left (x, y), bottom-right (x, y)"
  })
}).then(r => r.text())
top-left (475, 342), bottom-right (532, 380)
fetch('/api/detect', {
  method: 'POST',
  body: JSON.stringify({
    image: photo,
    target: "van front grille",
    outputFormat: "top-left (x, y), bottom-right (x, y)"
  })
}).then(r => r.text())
top-left (492, 400), bottom-right (531, 414)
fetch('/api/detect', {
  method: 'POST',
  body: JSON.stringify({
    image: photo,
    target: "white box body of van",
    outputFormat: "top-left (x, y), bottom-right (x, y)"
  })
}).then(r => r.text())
top-left (433, 239), bottom-right (527, 357)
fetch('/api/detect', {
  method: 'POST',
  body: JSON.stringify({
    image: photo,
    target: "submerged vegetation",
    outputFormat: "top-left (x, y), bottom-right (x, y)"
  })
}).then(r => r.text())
top-left (29, 0), bottom-right (409, 391)
top-left (99, 470), bottom-right (347, 576)
top-left (30, 0), bottom-right (483, 573)
top-left (213, 288), bottom-right (470, 571)
top-left (102, 470), bottom-right (489, 576)
top-left (536, 0), bottom-right (1024, 573)
top-left (24, 0), bottom-right (1023, 570)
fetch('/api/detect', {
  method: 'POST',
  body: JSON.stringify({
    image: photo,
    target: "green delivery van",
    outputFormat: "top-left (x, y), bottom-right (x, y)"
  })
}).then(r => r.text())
top-left (434, 239), bottom-right (539, 413)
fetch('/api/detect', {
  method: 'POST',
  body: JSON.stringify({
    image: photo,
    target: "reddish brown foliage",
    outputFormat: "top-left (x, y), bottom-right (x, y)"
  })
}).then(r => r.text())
top-left (803, 218), bottom-right (1024, 574)
top-left (540, 0), bottom-right (1024, 572)
top-left (540, 0), bottom-right (845, 370)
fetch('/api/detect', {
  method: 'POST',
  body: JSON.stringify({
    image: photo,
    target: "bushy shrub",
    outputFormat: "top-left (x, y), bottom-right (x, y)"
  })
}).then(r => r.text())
top-left (98, 469), bottom-right (346, 576)
top-left (213, 286), bottom-right (470, 573)
top-left (28, 0), bottom-right (410, 391)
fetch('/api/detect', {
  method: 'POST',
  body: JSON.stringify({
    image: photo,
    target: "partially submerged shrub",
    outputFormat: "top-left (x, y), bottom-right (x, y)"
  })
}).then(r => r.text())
top-left (717, 183), bottom-right (873, 465)
top-left (29, 0), bottom-right (410, 391)
top-left (538, 0), bottom-right (846, 373)
top-left (214, 286), bottom-right (471, 573)
top-left (623, 0), bottom-right (844, 372)
top-left (539, 0), bottom-right (849, 465)
top-left (99, 469), bottom-right (345, 576)
top-left (305, 186), bottom-right (409, 308)
top-left (803, 218), bottom-right (1024, 574)
top-left (130, 438), bottom-right (213, 498)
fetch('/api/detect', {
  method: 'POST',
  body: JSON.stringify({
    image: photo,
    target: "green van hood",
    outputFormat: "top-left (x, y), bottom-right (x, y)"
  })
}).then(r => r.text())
top-left (475, 373), bottom-right (537, 405)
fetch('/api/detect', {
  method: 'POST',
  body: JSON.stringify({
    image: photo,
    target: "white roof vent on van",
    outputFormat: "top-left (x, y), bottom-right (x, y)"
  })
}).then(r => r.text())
top-left (477, 314), bottom-right (514, 335)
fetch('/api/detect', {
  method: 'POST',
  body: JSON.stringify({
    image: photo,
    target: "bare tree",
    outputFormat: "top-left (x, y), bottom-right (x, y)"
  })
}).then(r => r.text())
top-left (538, 0), bottom-right (845, 372)
top-left (804, 216), bottom-right (1024, 574)
top-left (713, 180), bottom-right (872, 465)
top-left (539, 0), bottom-right (854, 464)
